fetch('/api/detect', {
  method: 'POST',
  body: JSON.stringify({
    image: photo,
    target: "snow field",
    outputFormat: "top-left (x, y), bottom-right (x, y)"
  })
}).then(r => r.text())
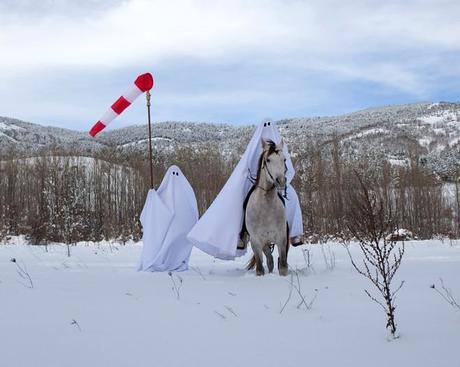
top-left (0, 239), bottom-right (459, 367)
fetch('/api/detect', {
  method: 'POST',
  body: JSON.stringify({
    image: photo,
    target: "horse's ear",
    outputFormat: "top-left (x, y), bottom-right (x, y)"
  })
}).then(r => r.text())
top-left (278, 139), bottom-right (284, 150)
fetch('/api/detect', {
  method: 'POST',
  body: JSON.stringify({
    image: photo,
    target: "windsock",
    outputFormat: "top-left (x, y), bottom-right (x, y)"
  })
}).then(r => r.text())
top-left (89, 73), bottom-right (154, 137)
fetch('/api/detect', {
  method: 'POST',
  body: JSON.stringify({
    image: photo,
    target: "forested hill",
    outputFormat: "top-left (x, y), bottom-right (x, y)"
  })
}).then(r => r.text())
top-left (1, 101), bottom-right (460, 177)
top-left (1, 101), bottom-right (460, 243)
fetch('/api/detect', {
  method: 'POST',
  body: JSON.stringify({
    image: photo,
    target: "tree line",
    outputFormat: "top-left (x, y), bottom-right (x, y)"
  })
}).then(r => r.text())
top-left (1, 139), bottom-right (459, 245)
top-left (293, 138), bottom-right (460, 240)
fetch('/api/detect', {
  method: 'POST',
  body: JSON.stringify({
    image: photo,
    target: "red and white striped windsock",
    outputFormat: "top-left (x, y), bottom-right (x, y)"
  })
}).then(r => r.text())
top-left (89, 73), bottom-right (154, 137)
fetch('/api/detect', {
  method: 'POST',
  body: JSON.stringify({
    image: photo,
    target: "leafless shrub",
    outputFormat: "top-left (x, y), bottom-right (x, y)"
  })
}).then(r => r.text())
top-left (279, 274), bottom-right (294, 314)
top-left (343, 173), bottom-right (405, 339)
top-left (224, 305), bottom-right (238, 317)
top-left (168, 271), bottom-right (183, 300)
top-left (214, 310), bottom-right (227, 320)
top-left (430, 278), bottom-right (460, 311)
top-left (302, 248), bottom-right (313, 268)
top-left (70, 319), bottom-right (81, 331)
top-left (10, 258), bottom-right (34, 289)
top-left (190, 266), bottom-right (206, 280)
top-left (108, 242), bottom-right (119, 253)
top-left (321, 244), bottom-right (336, 271)
top-left (297, 248), bottom-right (316, 275)
top-left (280, 268), bottom-right (318, 314)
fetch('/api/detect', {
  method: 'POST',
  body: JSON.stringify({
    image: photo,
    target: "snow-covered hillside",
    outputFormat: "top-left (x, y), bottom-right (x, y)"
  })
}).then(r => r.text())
top-left (2, 101), bottom-right (460, 176)
top-left (0, 116), bottom-right (106, 154)
top-left (1, 239), bottom-right (459, 367)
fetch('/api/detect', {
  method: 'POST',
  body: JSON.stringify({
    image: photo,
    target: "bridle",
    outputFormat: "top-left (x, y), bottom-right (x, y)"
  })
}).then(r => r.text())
top-left (257, 154), bottom-right (287, 198)
top-left (259, 156), bottom-right (276, 190)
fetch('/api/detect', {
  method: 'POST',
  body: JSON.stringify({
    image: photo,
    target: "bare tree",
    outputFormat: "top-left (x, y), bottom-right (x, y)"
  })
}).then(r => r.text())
top-left (343, 172), bottom-right (405, 338)
top-left (0, 138), bottom-right (457, 245)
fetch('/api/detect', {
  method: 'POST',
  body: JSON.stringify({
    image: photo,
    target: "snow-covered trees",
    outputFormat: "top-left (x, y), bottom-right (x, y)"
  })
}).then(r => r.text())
top-left (0, 142), bottom-right (235, 245)
top-left (1, 137), bottom-right (459, 244)
top-left (0, 151), bottom-right (148, 245)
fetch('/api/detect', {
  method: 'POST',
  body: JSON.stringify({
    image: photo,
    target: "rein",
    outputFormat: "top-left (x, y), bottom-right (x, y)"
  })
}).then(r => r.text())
top-left (258, 157), bottom-right (288, 200)
top-left (263, 158), bottom-right (277, 185)
top-left (257, 157), bottom-right (276, 192)
top-left (251, 148), bottom-right (288, 198)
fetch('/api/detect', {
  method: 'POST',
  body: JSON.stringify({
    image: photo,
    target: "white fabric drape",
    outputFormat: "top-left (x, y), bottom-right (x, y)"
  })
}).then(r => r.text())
top-left (138, 165), bottom-right (198, 271)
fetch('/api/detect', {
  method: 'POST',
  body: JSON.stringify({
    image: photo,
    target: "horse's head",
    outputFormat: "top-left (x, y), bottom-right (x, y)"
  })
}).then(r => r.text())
top-left (260, 138), bottom-right (286, 190)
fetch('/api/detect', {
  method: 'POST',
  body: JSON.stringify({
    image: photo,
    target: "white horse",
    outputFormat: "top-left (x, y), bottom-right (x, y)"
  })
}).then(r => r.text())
top-left (246, 139), bottom-right (289, 276)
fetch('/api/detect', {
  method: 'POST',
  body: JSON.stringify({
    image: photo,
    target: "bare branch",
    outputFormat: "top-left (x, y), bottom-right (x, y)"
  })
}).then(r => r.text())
top-left (280, 273), bottom-right (294, 314)
top-left (70, 319), bottom-right (81, 332)
top-left (364, 289), bottom-right (387, 312)
top-left (168, 271), bottom-right (183, 300)
top-left (224, 305), bottom-right (238, 317)
top-left (431, 279), bottom-right (460, 310)
top-left (10, 258), bottom-right (34, 289)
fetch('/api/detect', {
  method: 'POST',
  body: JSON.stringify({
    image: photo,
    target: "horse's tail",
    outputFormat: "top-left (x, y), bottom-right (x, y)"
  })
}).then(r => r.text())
top-left (246, 255), bottom-right (256, 270)
top-left (286, 222), bottom-right (290, 255)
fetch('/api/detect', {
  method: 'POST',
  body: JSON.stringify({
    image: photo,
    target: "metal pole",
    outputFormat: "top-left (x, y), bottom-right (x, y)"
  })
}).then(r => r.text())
top-left (146, 91), bottom-right (154, 189)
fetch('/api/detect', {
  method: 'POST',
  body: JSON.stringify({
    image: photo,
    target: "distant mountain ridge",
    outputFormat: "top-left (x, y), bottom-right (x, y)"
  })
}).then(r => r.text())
top-left (0, 116), bottom-right (106, 154)
top-left (2, 101), bottom-right (460, 177)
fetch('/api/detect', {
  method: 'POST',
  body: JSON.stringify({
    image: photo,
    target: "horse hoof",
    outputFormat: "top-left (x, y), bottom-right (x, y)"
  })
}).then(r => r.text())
top-left (279, 268), bottom-right (288, 276)
top-left (256, 270), bottom-right (265, 276)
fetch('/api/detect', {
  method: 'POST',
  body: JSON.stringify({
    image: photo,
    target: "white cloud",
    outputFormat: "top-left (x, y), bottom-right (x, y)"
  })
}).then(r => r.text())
top-left (0, 0), bottom-right (459, 127)
top-left (2, 1), bottom-right (459, 70)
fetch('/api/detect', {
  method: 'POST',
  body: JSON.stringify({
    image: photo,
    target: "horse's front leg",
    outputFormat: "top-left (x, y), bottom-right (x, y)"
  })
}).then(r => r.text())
top-left (277, 238), bottom-right (288, 276)
top-left (251, 242), bottom-right (265, 276)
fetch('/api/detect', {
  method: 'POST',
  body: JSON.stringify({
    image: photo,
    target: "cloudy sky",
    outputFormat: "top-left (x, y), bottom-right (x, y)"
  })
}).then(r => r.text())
top-left (1, 0), bottom-right (459, 131)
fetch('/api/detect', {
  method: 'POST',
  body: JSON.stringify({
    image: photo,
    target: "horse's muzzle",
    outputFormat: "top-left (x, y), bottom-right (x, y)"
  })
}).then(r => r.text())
top-left (275, 177), bottom-right (286, 191)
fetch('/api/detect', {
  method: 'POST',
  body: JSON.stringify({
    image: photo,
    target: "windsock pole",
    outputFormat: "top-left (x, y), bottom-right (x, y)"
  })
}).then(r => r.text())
top-left (146, 91), bottom-right (154, 189)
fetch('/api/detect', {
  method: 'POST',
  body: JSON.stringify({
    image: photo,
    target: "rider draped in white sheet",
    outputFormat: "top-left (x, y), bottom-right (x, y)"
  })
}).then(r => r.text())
top-left (187, 120), bottom-right (304, 260)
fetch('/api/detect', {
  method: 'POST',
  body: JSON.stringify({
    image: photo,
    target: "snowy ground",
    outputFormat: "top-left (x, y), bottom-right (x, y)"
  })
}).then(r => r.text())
top-left (1, 239), bottom-right (459, 367)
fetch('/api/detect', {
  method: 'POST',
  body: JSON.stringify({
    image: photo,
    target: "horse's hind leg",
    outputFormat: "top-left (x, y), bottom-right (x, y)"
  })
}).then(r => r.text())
top-left (263, 245), bottom-right (274, 273)
top-left (251, 242), bottom-right (265, 276)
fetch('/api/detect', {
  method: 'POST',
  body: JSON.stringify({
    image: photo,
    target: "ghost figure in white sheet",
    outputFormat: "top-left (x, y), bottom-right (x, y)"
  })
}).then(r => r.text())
top-left (138, 165), bottom-right (199, 272)
top-left (187, 119), bottom-right (304, 260)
